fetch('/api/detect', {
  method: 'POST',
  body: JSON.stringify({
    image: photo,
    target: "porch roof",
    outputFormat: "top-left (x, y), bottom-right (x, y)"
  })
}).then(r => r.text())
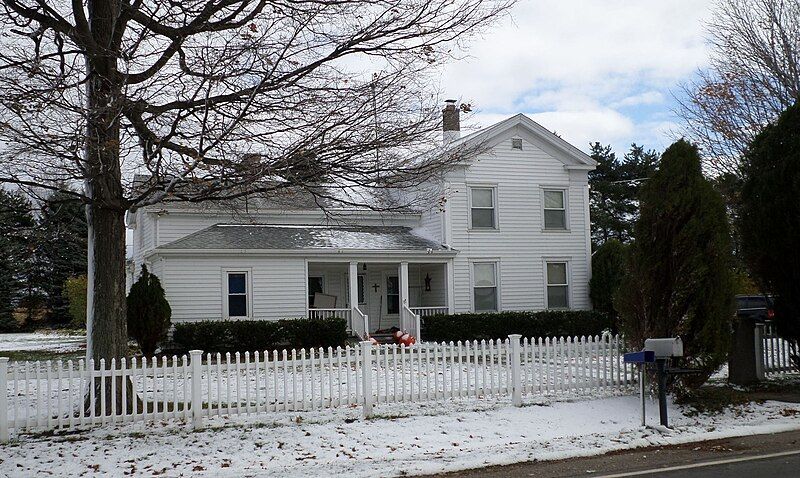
top-left (158, 224), bottom-right (451, 253)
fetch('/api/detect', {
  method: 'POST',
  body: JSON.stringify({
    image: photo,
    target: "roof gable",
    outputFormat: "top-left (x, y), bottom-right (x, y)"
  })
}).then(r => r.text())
top-left (454, 114), bottom-right (597, 169)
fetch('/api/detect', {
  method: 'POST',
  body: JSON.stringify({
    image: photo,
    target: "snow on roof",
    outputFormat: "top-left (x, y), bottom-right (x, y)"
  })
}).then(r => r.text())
top-left (157, 224), bottom-right (450, 252)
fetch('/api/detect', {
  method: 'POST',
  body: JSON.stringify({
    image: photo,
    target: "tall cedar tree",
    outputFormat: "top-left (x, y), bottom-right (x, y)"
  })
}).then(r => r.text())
top-left (589, 143), bottom-right (659, 248)
top-left (616, 140), bottom-right (735, 387)
top-left (739, 102), bottom-right (800, 357)
top-left (589, 239), bottom-right (628, 319)
top-left (36, 192), bottom-right (88, 324)
top-left (0, 190), bottom-right (35, 331)
top-left (127, 266), bottom-right (171, 357)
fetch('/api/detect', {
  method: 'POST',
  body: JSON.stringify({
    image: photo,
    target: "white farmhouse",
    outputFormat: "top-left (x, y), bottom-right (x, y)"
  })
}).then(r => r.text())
top-left (127, 102), bottom-right (596, 340)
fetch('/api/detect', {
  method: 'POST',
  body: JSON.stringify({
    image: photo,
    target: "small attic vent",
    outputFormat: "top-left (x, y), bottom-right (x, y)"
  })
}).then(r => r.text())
top-left (511, 138), bottom-right (523, 150)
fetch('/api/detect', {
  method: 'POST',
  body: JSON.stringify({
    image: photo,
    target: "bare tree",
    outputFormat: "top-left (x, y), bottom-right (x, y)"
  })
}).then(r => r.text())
top-left (676, 0), bottom-right (800, 176)
top-left (0, 0), bottom-right (510, 408)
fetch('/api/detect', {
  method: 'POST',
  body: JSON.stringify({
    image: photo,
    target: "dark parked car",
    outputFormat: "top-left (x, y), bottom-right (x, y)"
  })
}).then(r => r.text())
top-left (736, 294), bottom-right (775, 322)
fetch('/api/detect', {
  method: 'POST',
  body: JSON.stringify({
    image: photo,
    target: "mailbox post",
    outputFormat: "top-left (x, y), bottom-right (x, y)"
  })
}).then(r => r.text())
top-left (644, 338), bottom-right (684, 428)
top-left (623, 350), bottom-right (655, 426)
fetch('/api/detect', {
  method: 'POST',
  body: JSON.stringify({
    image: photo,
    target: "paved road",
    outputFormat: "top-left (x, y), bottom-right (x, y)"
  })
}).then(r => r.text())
top-left (425, 428), bottom-right (800, 478)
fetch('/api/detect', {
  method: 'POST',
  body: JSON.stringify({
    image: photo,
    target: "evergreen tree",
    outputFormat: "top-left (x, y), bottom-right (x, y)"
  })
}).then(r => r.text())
top-left (589, 239), bottom-right (628, 320)
top-left (0, 189), bottom-right (35, 330)
top-left (589, 143), bottom-right (659, 248)
top-left (616, 140), bottom-right (735, 387)
top-left (127, 266), bottom-right (171, 356)
top-left (36, 191), bottom-right (88, 324)
top-left (739, 102), bottom-right (800, 356)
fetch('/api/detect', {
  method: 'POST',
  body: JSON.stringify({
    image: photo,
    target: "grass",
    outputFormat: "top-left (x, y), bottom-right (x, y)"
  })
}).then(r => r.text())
top-left (0, 349), bottom-right (85, 363)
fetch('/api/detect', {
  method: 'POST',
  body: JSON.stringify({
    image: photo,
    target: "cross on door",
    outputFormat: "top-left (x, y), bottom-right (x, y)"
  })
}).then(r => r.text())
top-left (371, 283), bottom-right (380, 292)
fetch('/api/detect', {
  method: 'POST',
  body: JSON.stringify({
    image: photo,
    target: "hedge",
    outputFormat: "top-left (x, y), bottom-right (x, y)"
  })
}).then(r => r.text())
top-left (172, 317), bottom-right (348, 354)
top-left (420, 310), bottom-right (615, 343)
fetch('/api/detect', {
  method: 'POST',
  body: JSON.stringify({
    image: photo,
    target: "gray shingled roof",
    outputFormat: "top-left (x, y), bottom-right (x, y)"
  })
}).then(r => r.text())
top-left (158, 224), bottom-right (450, 252)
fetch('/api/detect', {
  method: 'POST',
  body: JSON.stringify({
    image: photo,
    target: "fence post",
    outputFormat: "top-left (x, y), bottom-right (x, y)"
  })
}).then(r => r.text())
top-left (361, 341), bottom-right (374, 418)
top-left (189, 350), bottom-right (203, 429)
top-left (0, 357), bottom-right (8, 443)
top-left (754, 323), bottom-right (766, 381)
top-left (509, 334), bottom-right (522, 407)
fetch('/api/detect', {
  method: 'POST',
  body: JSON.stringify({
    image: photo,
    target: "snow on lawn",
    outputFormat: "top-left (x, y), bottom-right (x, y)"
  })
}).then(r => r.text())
top-left (1, 394), bottom-right (798, 477)
top-left (0, 332), bottom-right (85, 353)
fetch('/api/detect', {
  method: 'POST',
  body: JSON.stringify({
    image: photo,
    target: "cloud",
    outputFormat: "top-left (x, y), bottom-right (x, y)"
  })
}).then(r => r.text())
top-left (440, 0), bottom-right (714, 152)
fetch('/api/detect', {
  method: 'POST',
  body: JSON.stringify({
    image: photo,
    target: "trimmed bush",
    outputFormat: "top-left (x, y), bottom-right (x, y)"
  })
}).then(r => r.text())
top-left (420, 310), bottom-right (615, 343)
top-left (127, 265), bottom-right (172, 356)
top-left (172, 317), bottom-right (347, 354)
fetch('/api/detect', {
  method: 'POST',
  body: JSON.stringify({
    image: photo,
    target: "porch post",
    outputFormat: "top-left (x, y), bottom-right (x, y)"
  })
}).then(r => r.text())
top-left (399, 261), bottom-right (409, 329)
top-left (348, 261), bottom-right (359, 309)
top-left (446, 260), bottom-right (455, 314)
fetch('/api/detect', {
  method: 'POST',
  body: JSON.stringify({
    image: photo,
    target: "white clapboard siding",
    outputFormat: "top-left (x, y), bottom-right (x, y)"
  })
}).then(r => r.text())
top-left (162, 257), bottom-right (307, 322)
top-left (442, 127), bottom-right (591, 312)
top-left (1, 335), bottom-right (636, 441)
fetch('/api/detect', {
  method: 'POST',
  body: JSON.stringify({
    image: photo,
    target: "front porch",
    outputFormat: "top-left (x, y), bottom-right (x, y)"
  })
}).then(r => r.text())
top-left (305, 261), bottom-right (452, 340)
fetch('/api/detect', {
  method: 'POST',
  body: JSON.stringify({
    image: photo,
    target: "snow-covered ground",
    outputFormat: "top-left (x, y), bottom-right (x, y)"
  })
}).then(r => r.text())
top-left (0, 332), bottom-right (85, 353)
top-left (1, 394), bottom-right (798, 477)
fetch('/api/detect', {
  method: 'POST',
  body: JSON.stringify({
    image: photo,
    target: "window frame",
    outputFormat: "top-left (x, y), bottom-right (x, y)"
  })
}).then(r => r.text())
top-left (542, 187), bottom-right (568, 231)
top-left (471, 260), bottom-right (500, 312)
top-left (222, 268), bottom-right (252, 319)
top-left (385, 274), bottom-right (400, 315)
top-left (357, 274), bottom-right (367, 305)
top-left (468, 185), bottom-right (499, 230)
top-left (544, 260), bottom-right (570, 309)
top-left (511, 138), bottom-right (523, 150)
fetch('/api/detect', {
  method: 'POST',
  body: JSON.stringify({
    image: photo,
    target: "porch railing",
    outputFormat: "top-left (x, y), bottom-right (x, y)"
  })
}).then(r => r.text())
top-left (307, 308), bottom-right (351, 324)
top-left (410, 306), bottom-right (449, 317)
top-left (351, 307), bottom-right (369, 340)
top-left (401, 304), bottom-right (422, 341)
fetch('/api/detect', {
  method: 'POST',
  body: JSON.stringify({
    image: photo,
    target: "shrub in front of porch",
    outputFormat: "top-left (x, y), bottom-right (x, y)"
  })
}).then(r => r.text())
top-left (420, 310), bottom-right (615, 343)
top-left (172, 317), bottom-right (348, 354)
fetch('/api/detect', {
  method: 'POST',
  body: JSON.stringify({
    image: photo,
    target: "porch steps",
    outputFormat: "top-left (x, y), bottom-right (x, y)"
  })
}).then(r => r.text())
top-left (369, 333), bottom-right (397, 345)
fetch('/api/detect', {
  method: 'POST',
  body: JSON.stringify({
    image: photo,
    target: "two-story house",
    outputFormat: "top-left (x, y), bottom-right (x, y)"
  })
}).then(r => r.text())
top-left (127, 101), bottom-right (596, 340)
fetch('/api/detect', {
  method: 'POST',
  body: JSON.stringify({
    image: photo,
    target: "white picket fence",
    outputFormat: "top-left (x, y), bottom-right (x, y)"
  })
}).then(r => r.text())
top-left (760, 322), bottom-right (799, 375)
top-left (0, 334), bottom-right (636, 442)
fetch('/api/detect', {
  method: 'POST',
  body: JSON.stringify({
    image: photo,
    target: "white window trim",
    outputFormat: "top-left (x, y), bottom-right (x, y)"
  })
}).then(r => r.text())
top-left (468, 184), bottom-right (499, 231)
top-left (541, 187), bottom-right (569, 232)
top-left (543, 259), bottom-right (571, 310)
top-left (222, 268), bottom-right (253, 320)
top-left (470, 259), bottom-right (501, 312)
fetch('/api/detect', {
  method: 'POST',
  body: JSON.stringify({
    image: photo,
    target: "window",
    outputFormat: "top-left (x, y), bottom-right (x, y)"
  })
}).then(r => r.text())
top-left (546, 262), bottom-right (569, 309)
top-left (357, 274), bottom-right (366, 305)
top-left (543, 189), bottom-right (566, 229)
top-left (308, 276), bottom-right (323, 307)
top-left (470, 187), bottom-right (496, 229)
top-left (386, 276), bottom-right (399, 314)
top-left (511, 138), bottom-right (523, 150)
top-left (226, 272), bottom-right (249, 318)
top-left (473, 262), bottom-right (498, 312)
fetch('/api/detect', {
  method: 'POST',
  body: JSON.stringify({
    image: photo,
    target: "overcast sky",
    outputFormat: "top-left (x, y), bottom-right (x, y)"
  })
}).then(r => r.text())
top-left (440, 0), bottom-right (714, 155)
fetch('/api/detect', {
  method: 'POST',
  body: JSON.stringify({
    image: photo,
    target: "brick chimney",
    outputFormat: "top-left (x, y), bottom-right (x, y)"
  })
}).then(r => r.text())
top-left (442, 99), bottom-right (460, 144)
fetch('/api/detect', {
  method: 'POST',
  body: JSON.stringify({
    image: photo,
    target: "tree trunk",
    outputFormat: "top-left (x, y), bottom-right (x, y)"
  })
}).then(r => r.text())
top-left (83, 0), bottom-right (132, 414)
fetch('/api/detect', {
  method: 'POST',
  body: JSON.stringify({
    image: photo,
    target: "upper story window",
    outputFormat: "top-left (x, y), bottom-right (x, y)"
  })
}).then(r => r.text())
top-left (546, 262), bottom-right (569, 309)
top-left (226, 271), bottom-right (249, 318)
top-left (473, 262), bottom-right (498, 312)
top-left (543, 189), bottom-right (567, 230)
top-left (470, 186), bottom-right (496, 229)
top-left (511, 138), bottom-right (523, 150)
